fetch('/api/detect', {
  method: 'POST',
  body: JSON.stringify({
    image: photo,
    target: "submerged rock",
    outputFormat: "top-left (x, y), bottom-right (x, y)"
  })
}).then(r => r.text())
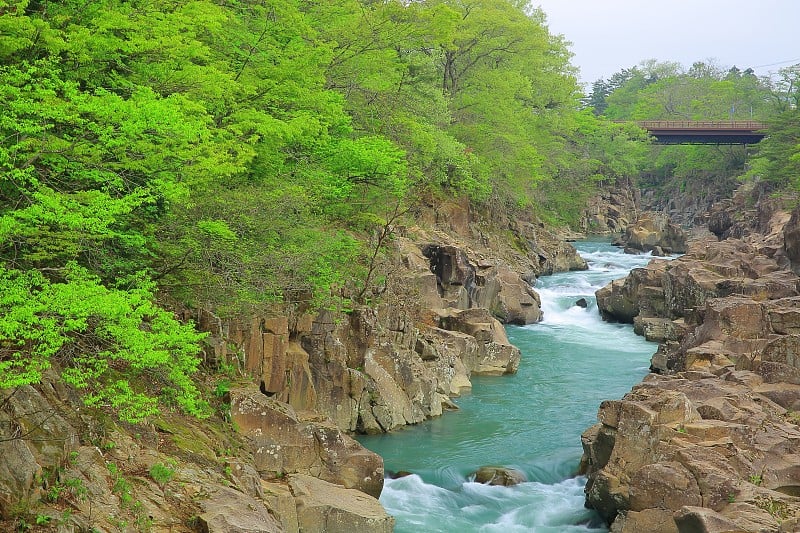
top-left (472, 466), bottom-right (527, 486)
top-left (387, 470), bottom-right (414, 479)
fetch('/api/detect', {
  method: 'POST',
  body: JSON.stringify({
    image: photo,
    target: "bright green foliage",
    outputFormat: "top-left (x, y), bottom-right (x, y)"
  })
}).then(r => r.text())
top-left (0, 0), bottom-right (657, 419)
top-left (599, 61), bottom-right (773, 121)
top-left (149, 462), bottom-right (176, 486)
top-left (0, 4), bottom-right (226, 421)
top-left (306, 0), bottom-right (485, 198)
top-left (592, 60), bottom-right (786, 200)
top-left (437, 1), bottom-right (581, 205)
top-left (0, 59), bottom-right (222, 278)
top-left (0, 263), bottom-right (208, 422)
top-left (534, 110), bottom-right (649, 225)
top-left (747, 110), bottom-right (800, 189)
top-left (765, 65), bottom-right (800, 112)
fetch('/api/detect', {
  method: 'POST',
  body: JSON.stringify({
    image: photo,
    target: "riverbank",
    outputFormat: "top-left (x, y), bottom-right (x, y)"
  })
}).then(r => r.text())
top-left (359, 241), bottom-right (659, 531)
top-left (0, 197), bottom-right (595, 531)
top-left (583, 186), bottom-right (800, 532)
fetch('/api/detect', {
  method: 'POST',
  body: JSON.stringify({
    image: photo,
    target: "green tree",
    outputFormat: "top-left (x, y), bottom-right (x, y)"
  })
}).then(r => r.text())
top-left (747, 110), bottom-right (800, 189)
top-left (766, 64), bottom-right (800, 112)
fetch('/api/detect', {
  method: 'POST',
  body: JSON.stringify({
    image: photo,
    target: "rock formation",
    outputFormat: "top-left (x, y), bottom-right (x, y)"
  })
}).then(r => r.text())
top-left (472, 466), bottom-right (528, 486)
top-left (196, 207), bottom-right (588, 437)
top-left (0, 196), bottom-right (588, 530)
top-left (616, 211), bottom-right (688, 255)
top-left (288, 475), bottom-right (395, 532)
top-left (640, 171), bottom-right (741, 228)
top-left (0, 376), bottom-right (400, 533)
top-left (582, 177), bottom-right (640, 234)
top-left (180, 207), bottom-right (583, 529)
top-left (586, 189), bottom-right (800, 532)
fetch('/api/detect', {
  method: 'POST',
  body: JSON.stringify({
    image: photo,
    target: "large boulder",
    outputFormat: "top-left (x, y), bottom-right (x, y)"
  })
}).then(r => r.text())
top-left (230, 388), bottom-right (385, 498)
top-left (596, 259), bottom-right (670, 324)
top-left (472, 264), bottom-right (542, 325)
top-left (198, 485), bottom-right (283, 533)
top-left (418, 327), bottom-right (479, 396)
top-left (437, 308), bottom-right (521, 375)
top-left (622, 212), bottom-right (687, 254)
top-left (289, 474), bottom-right (394, 533)
top-left (359, 345), bottom-right (444, 432)
top-left (597, 238), bottom-right (800, 349)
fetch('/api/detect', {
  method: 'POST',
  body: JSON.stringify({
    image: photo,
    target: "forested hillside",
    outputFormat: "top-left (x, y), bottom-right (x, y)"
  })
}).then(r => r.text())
top-left (587, 60), bottom-right (800, 207)
top-left (0, 0), bottom-right (650, 422)
top-left (1, 0), bottom-right (798, 433)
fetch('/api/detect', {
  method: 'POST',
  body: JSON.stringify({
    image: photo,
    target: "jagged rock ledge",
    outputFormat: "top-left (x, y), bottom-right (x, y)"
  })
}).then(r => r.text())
top-left (584, 188), bottom-right (800, 532)
top-left (0, 200), bottom-right (588, 531)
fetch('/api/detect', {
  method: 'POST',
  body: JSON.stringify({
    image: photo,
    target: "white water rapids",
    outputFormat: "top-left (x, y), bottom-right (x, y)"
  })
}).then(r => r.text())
top-left (359, 241), bottom-right (666, 532)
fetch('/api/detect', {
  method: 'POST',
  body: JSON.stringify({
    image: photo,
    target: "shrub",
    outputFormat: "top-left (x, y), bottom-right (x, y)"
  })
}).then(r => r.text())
top-left (0, 264), bottom-right (209, 423)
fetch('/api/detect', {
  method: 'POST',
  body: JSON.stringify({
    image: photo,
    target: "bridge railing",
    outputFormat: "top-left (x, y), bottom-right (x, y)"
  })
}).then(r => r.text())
top-left (635, 120), bottom-right (767, 131)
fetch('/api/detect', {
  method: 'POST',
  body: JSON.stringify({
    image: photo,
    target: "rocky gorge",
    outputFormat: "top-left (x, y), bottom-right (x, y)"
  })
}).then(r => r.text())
top-left (584, 183), bottom-right (800, 532)
top-left (5, 177), bottom-right (799, 532)
top-left (0, 199), bottom-right (590, 531)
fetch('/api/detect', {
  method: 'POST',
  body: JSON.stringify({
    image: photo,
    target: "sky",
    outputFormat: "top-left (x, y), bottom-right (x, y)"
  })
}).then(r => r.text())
top-left (533, 0), bottom-right (800, 87)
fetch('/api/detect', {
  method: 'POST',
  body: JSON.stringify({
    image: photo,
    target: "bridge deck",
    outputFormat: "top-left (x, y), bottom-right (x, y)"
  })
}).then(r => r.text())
top-left (636, 121), bottom-right (767, 144)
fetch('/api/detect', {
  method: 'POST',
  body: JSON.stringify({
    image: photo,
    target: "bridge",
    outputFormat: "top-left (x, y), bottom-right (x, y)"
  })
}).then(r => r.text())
top-left (636, 121), bottom-right (767, 144)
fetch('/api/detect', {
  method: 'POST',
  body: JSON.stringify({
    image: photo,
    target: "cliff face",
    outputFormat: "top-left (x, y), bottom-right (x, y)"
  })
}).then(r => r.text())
top-left (581, 177), bottom-right (641, 235)
top-left (205, 199), bottom-right (589, 435)
top-left (585, 186), bottom-right (800, 532)
top-left (0, 197), bottom-right (586, 531)
top-left (641, 170), bottom-right (742, 228)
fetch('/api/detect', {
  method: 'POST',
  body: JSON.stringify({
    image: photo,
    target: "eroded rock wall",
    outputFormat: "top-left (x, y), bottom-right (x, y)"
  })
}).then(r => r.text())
top-left (585, 188), bottom-right (800, 532)
top-left (169, 200), bottom-right (581, 528)
top-left (201, 200), bottom-right (586, 441)
top-left (0, 196), bottom-right (587, 530)
top-left (581, 177), bottom-right (641, 234)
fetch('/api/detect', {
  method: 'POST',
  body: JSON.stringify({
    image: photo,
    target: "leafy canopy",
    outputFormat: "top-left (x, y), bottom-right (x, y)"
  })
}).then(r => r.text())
top-left (0, 0), bottom-right (659, 419)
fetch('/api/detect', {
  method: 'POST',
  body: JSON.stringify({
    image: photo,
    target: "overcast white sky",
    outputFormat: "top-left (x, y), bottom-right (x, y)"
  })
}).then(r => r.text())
top-left (534, 0), bottom-right (800, 87)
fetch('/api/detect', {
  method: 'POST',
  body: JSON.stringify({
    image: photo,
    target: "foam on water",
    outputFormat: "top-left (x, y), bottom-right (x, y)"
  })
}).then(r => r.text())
top-left (381, 474), bottom-right (603, 533)
top-left (359, 241), bottom-right (672, 532)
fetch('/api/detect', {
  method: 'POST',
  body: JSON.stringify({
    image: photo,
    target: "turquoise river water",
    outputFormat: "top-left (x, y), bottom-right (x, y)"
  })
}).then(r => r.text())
top-left (358, 241), bottom-right (662, 532)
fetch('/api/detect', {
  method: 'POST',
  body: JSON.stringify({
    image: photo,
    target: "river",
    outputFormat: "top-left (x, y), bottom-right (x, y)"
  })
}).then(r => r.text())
top-left (358, 240), bottom-right (661, 532)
